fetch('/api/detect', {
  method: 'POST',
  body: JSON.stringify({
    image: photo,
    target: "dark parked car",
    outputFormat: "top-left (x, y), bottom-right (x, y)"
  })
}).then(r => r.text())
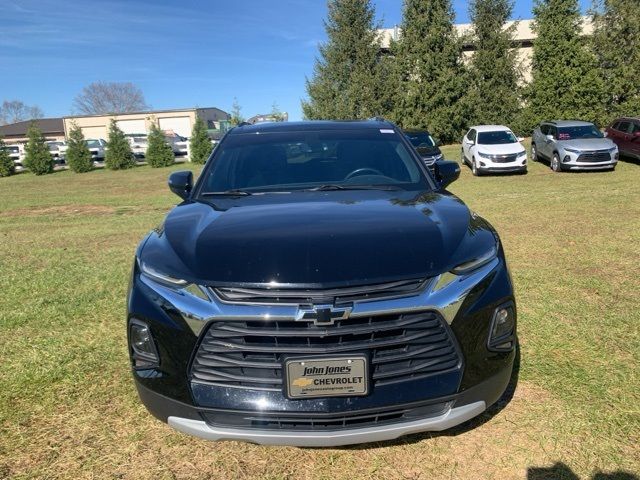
top-left (606, 117), bottom-right (640, 160)
top-left (404, 129), bottom-right (444, 168)
top-left (127, 119), bottom-right (517, 447)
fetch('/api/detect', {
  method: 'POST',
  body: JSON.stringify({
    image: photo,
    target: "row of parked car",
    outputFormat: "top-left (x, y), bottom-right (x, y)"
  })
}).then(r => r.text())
top-left (405, 116), bottom-right (639, 176)
top-left (3, 132), bottom-right (191, 171)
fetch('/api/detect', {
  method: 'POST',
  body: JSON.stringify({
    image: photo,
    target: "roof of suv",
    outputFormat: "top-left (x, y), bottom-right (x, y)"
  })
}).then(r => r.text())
top-left (542, 120), bottom-right (594, 127)
top-left (229, 120), bottom-right (395, 135)
top-left (470, 125), bottom-right (512, 132)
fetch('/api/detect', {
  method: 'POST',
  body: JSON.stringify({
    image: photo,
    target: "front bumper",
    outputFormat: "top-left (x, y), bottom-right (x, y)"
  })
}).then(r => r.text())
top-left (564, 161), bottom-right (617, 171)
top-left (136, 357), bottom-right (512, 446)
top-left (169, 402), bottom-right (485, 447)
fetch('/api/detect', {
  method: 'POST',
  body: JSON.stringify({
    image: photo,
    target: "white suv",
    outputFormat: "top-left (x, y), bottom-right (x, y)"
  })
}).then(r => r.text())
top-left (461, 125), bottom-right (528, 176)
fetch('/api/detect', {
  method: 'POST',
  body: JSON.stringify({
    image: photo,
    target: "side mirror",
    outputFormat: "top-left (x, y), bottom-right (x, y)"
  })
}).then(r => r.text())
top-left (168, 170), bottom-right (193, 200)
top-left (434, 160), bottom-right (460, 189)
top-left (517, 137), bottom-right (525, 142)
top-left (545, 134), bottom-right (554, 142)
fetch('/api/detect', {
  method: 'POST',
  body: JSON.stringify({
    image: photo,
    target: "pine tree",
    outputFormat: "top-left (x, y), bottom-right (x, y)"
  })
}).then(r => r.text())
top-left (105, 120), bottom-right (134, 170)
top-left (591, 0), bottom-right (640, 121)
top-left (392, 0), bottom-right (471, 144)
top-left (65, 123), bottom-right (93, 173)
top-left (0, 137), bottom-right (15, 177)
top-left (302, 0), bottom-right (385, 120)
top-left (523, 0), bottom-right (605, 132)
top-left (189, 117), bottom-right (212, 164)
top-left (468, 0), bottom-right (522, 129)
top-left (146, 122), bottom-right (175, 168)
top-left (230, 97), bottom-right (245, 125)
top-left (24, 123), bottom-right (53, 175)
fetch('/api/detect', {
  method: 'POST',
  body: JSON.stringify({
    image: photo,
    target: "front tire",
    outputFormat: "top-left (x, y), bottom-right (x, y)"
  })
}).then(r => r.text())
top-left (551, 153), bottom-right (562, 172)
top-left (531, 144), bottom-right (539, 162)
top-left (472, 157), bottom-right (481, 176)
top-left (461, 149), bottom-right (466, 165)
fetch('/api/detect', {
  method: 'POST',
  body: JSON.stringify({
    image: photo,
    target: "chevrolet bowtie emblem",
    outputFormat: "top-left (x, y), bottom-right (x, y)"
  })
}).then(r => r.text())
top-left (292, 377), bottom-right (313, 387)
top-left (295, 304), bottom-right (353, 326)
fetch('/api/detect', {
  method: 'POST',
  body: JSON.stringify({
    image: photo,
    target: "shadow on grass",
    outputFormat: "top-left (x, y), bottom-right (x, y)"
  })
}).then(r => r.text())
top-left (527, 462), bottom-right (638, 480)
top-left (345, 344), bottom-right (521, 450)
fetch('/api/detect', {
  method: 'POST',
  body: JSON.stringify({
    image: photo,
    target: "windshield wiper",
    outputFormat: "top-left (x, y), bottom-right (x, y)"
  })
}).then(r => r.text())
top-left (306, 184), bottom-right (402, 192)
top-left (201, 189), bottom-right (252, 196)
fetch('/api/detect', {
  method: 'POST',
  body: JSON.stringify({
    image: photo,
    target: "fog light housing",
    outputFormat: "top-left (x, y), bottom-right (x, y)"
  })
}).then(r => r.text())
top-left (479, 161), bottom-right (486, 167)
top-left (563, 155), bottom-right (571, 163)
top-left (488, 302), bottom-right (516, 352)
top-left (129, 319), bottom-right (159, 368)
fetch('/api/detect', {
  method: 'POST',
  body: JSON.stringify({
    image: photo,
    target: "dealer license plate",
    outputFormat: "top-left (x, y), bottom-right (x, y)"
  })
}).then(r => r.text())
top-left (285, 356), bottom-right (368, 399)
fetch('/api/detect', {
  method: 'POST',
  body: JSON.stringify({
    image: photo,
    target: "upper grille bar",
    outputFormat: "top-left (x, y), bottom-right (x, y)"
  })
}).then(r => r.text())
top-left (213, 278), bottom-right (427, 304)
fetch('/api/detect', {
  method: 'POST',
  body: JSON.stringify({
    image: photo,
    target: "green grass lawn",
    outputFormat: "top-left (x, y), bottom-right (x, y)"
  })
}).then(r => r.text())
top-left (0, 147), bottom-right (638, 479)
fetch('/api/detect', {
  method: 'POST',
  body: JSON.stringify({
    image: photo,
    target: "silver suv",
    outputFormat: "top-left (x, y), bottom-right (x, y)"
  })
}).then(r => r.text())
top-left (531, 120), bottom-right (618, 172)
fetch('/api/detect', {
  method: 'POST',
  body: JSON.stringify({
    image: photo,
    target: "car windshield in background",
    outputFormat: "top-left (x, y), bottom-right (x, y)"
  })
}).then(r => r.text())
top-left (199, 129), bottom-right (428, 195)
top-left (86, 140), bottom-right (101, 148)
top-left (478, 131), bottom-right (518, 145)
top-left (406, 132), bottom-right (435, 148)
top-left (557, 125), bottom-right (603, 140)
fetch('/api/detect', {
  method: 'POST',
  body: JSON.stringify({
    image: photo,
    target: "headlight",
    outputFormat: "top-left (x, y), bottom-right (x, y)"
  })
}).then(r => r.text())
top-left (517, 151), bottom-right (527, 158)
top-left (564, 148), bottom-right (581, 154)
top-left (609, 147), bottom-right (618, 153)
top-left (139, 261), bottom-right (210, 301)
top-left (478, 152), bottom-right (492, 159)
top-left (450, 244), bottom-right (498, 275)
top-left (433, 153), bottom-right (444, 161)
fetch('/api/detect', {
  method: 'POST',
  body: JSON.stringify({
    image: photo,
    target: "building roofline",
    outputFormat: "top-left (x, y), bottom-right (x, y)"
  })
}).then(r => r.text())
top-left (63, 106), bottom-right (228, 119)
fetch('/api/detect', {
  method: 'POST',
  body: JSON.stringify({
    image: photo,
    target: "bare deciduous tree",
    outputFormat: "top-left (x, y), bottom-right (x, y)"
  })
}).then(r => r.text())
top-left (0, 100), bottom-right (44, 125)
top-left (72, 81), bottom-right (149, 115)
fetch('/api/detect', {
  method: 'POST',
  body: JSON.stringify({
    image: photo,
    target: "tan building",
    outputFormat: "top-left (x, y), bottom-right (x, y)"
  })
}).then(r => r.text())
top-left (63, 107), bottom-right (230, 140)
top-left (379, 18), bottom-right (593, 82)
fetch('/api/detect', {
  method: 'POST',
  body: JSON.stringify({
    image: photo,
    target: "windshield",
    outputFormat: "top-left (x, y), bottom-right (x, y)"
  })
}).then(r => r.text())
top-left (557, 125), bottom-right (603, 140)
top-left (85, 140), bottom-right (101, 148)
top-left (405, 132), bottom-right (435, 148)
top-left (198, 129), bottom-right (428, 194)
top-left (478, 131), bottom-right (518, 145)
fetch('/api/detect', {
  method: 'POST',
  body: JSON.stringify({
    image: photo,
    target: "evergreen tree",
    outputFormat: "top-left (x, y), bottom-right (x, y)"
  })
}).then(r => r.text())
top-left (523, 0), bottom-right (605, 132)
top-left (189, 117), bottom-right (212, 164)
top-left (392, 0), bottom-right (471, 144)
top-left (0, 137), bottom-right (14, 177)
top-left (230, 97), bottom-right (244, 125)
top-left (302, 0), bottom-right (385, 120)
top-left (105, 120), bottom-right (135, 170)
top-left (591, 0), bottom-right (640, 120)
top-left (146, 122), bottom-right (175, 168)
top-left (24, 123), bottom-right (53, 175)
top-left (65, 123), bottom-right (93, 173)
top-left (468, 0), bottom-right (522, 128)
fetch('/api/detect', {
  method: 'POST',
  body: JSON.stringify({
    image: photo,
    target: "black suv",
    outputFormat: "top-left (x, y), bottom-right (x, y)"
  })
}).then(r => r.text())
top-left (404, 129), bottom-right (444, 168)
top-left (127, 120), bottom-right (517, 447)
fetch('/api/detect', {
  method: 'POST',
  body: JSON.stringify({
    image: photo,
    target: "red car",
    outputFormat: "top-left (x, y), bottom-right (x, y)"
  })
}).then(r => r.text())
top-left (606, 117), bottom-right (640, 160)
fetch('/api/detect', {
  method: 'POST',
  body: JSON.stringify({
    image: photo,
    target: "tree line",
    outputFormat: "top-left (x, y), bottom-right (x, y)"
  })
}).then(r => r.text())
top-left (303, 0), bottom-right (639, 144)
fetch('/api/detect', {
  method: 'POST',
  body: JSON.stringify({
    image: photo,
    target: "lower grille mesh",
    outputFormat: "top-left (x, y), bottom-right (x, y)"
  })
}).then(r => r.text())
top-left (190, 311), bottom-right (461, 391)
top-left (202, 401), bottom-right (451, 431)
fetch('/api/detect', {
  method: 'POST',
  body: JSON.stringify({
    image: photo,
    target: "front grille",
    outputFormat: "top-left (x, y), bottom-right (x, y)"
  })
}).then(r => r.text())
top-left (202, 401), bottom-right (451, 431)
top-left (490, 153), bottom-right (518, 163)
top-left (577, 151), bottom-right (611, 163)
top-left (190, 311), bottom-right (461, 391)
top-left (213, 278), bottom-right (427, 305)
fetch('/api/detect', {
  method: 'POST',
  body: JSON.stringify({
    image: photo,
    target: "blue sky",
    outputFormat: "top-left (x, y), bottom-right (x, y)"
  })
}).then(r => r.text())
top-left (1, 0), bottom-right (591, 121)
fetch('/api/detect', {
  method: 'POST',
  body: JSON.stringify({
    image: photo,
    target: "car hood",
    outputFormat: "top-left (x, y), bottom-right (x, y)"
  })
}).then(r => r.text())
top-left (140, 191), bottom-right (497, 287)
top-left (477, 143), bottom-right (526, 155)
top-left (559, 138), bottom-right (615, 150)
top-left (415, 145), bottom-right (442, 158)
